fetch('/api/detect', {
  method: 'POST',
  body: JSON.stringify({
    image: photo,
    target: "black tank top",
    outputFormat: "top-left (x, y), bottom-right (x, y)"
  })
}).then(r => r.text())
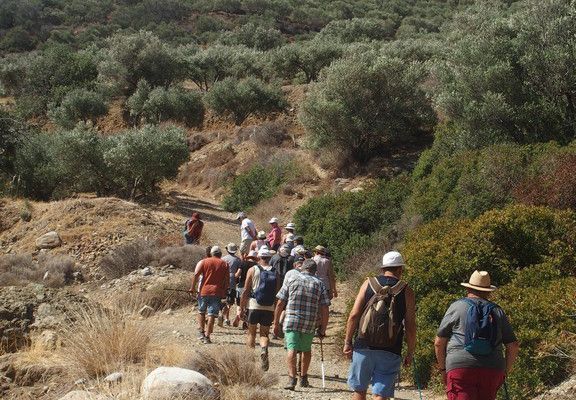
top-left (354, 275), bottom-right (406, 355)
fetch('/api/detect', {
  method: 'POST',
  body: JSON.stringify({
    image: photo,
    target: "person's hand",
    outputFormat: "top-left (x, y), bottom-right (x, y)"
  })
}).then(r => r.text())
top-left (403, 352), bottom-right (414, 367)
top-left (343, 343), bottom-right (353, 359)
top-left (332, 290), bottom-right (338, 299)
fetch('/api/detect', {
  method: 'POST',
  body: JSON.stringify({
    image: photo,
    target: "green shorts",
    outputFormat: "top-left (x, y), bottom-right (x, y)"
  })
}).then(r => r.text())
top-left (285, 331), bottom-right (315, 352)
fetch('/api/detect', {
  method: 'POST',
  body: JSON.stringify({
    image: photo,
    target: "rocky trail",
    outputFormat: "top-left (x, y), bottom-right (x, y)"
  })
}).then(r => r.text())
top-left (147, 193), bottom-right (441, 400)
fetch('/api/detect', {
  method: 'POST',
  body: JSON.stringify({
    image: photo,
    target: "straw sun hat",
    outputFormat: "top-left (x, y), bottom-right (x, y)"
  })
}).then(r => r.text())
top-left (461, 270), bottom-right (497, 292)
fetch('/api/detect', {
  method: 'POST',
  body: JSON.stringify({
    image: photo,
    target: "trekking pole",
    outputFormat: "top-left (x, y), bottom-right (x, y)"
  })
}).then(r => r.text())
top-left (163, 288), bottom-right (191, 293)
top-left (412, 358), bottom-right (423, 400)
top-left (319, 336), bottom-right (326, 391)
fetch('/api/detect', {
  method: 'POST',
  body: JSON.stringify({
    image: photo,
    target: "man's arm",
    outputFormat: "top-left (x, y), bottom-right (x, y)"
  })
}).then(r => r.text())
top-left (319, 304), bottom-right (329, 336)
top-left (404, 286), bottom-right (416, 367)
top-left (343, 279), bottom-right (368, 359)
top-left (273, 299), bottom-right (287, 337)
top-left (505, 341), bottom-right (520, 375)
top-left (240, 267), bottom-right (254, 309)
top-left (189, 260), bottom-right (203, 294)
top-left (434, 336), bottom-right (449, 384)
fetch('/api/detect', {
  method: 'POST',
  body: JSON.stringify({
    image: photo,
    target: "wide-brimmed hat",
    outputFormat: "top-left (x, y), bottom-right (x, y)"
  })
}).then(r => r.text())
top-left (226, 243), bottom-right (238, 254)
top-left (269, 217), bottom-right (279, 224)
top-left (285, 223), bottom-right (295, 230)
top-left (382, 251), bottom-right (405, 268)
top-left (461, 270), bottom-right (497, 292)
top-left (236, 211), bottom-right (246, 220)
top-left (258, 246), bottom-right (275, 258)
top-left (246, 250), bottom-right (258, 260)
top-left (285, 233), bottom-right (295, 243)
top-left (210, 246), bottom-right (222, 256)
top-left (314, 245), bottom-right (327, 255)
top-left (279, 245), bottom-right (290, 257)
top-left (257, 230), bottom-right (266, 239)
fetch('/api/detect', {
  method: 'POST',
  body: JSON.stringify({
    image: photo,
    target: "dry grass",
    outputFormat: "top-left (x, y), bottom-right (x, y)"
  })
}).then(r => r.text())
top-left (182, 348), bottom-right (278, 388)
top-left (61, 304), bottom-right (153, 378)
top-left (116, 278), bottom-right (194, 312)
top-left (99, 239), bottom-right (157, 279)
top-left (0, 253), bottom-right (76, 287)
top-left (155, 245), bottom-right (205, 271)
top-left (220, 384), bottom-right (282, 400)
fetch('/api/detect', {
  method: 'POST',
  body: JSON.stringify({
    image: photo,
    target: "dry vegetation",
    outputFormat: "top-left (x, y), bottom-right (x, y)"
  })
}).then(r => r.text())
top-left (0, 253), bottom-right (76, 287)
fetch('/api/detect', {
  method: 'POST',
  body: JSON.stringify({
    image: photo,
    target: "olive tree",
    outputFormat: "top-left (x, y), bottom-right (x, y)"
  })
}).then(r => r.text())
top-left (301, 55), bottom-right (436, 162)
top-left (48, 89), bottom-right (108, 129)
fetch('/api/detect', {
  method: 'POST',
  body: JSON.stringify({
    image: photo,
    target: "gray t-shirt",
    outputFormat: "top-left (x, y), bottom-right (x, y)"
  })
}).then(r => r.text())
top-left (222, 254), bottom-right (241, 289)
top-left (437, 298), bottom-right (517, 372)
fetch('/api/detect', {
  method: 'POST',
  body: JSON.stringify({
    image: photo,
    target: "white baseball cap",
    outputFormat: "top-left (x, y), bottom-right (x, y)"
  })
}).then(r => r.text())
top-left (269, 217), bottom-right (279, 224)
top-left (210, 246), bottom-right (222, 256)
top-left (285, 222), bottom-right (295, 230)
top-left (382, 251), bottom-right (405, 268)
top-left (258, 246), bottom-right (275, 258)
top-left (236, 212), bottom-right (246, 220)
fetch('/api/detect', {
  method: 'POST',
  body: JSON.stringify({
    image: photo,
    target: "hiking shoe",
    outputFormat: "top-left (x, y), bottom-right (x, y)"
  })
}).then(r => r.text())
top-left (201, 336), bottom-right (212, 344)
top-left (260, 349), bottom-right (269, 371)
top-left (225, 319), bottom-right (231, 326)
top-left (217, 315), bottom-right (224, 327)
top-left (284, 377), bottom-right (297, 391)
top-left (300, 375), bottom-right (310, 388)
top-left (197, 330), bottom-right (205, 340)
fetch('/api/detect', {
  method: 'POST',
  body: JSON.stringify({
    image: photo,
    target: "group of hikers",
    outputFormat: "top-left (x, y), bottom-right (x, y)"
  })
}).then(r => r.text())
top-left (184, 211), bottom-right (520, 400)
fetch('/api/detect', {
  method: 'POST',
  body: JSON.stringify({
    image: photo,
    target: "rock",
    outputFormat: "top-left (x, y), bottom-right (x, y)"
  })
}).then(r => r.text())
top-left (141, 367), bottom-right (215, 400)
top-left (35, 232), bottom-right (62, 249)
top-left (162, 309), bottom-right (172, 315)
top-left (141, 267), bottom-right (152, 276)
top-left (349, 187), bottom-right (364, 193)
top-left (58, 390), bottom-right (112, 400)
top-left (139, 305), bottom-right (155, 318)
top-left (74, 379), bottom-right (87, 386)
top-left (103, 372), bottom-right (123, 383)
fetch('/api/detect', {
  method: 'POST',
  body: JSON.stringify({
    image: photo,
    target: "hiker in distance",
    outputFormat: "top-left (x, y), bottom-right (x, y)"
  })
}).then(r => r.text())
top-left (274, 258), bottom-right (330, 390)
top-left (313, 245), bottom-right (337, 299)
top-left (236, 211), bottom-right (257, 258)
top-left (343, 251), bottom-right (416, 400)
top-left (189, 246), bottom-right (229, 344)
top-left (240, 246), bottom-right (279, 371)
top-left (222, 243), bottom-right (242, 326)
top-left (267, 217), bottom-right (282, 251)
top-left (184, 212), bottom-right (203, 245)
top-left (434, 270), bottom-right (520, 400)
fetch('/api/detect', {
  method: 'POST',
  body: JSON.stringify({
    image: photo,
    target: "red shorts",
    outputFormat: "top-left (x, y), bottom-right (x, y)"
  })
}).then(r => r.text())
top-left (446, 368), bottom-right (505, 400)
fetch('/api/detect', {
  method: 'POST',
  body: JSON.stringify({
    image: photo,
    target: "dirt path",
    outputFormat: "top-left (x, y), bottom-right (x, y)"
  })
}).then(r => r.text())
top-left (152, 192), bottom-right (440, 400)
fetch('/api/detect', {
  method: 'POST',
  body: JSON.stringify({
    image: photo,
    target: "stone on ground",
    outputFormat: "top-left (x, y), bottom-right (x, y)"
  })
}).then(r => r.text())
top-left (59, 390), bottom-right (112, 400)
top-left (141, 366), bottom-right (215, 400)
top-left (35, 231), bottom-right (62, 249)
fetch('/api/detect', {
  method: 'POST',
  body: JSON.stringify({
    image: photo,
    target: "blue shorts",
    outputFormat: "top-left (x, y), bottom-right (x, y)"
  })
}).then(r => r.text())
top-left (198, 296), bottom-right (221, 316)
top-left (347, 349), bottom-right (402, 397)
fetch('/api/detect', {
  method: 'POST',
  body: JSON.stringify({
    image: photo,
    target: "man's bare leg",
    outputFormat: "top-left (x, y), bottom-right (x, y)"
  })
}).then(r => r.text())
top-left (247, 324), bottom-right (257, 348)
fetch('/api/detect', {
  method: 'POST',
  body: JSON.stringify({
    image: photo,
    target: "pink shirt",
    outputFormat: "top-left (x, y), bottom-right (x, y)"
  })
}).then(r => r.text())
top-left (267, 226), bottom-right (282, 248)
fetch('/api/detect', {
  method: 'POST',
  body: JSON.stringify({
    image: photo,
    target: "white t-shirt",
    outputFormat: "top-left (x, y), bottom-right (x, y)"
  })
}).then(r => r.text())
top-left (241, 218), bottom-right (256, 241)
top-left (248, 264), bottom-right (276, 311)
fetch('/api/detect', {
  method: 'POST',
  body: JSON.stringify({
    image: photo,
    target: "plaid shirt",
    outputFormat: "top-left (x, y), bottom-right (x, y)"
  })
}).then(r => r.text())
top-left (276, 271), bottom-right (331, 334)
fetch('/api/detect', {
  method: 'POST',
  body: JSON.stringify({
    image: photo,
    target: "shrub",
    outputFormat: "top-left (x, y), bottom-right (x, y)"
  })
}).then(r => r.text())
top-left (48, 89), bottom-right (108, 129)
top-left (268, 40), bottom-right (344, 83)
top-left (62, 304), bottom-right (153, 377)
top-left (294, 175), bottom-right (411, 275)
top-left (204, 77), bottom-right (286, 125)
top-left (218, 22), bottom-right (284, 50)
top-left (128, 81), bottom-right (204, 127)
top-left (220, 385), bottom-right (282, 400)
top-left (183, 348), bottom-right (278, 388)
top-left (402, 205), bottom-right (576, 398)
top-left (300, 54), bottom-right (435, 163)
top-left (155, 245), bottom-right (206, 271)
top-left (318, 18), bottom-right (396, 43)
top-left (0, 253), bottom-right (76, 288)
top-left (104, 125), bottom-right (190, 198)
top-left (98, 240), bottom-right (157, 279)
top-left (241, 121), bottom-right (288, 146)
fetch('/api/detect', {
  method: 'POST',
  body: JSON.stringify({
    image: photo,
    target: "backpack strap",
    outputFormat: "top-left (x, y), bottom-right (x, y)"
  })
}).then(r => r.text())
top-left (390, 280), bottom-right (407, 296)
top-left (367, 277), bottom-right (384, 295)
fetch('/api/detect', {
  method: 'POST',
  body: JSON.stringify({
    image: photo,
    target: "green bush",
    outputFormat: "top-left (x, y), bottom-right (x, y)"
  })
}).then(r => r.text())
top-left (318, 18), bottom-right (396, 43)
top-left (294, 175), bottom-right (411, 274)
top-left (218, 22), bottom-right (284, 50)
top-left (301, 54), bottom-right (436, 163)
top-left (204, 77), bottom-right (286, 125)
top-left (403, 205), bottom-right (576, 398)
top-left (48, 89), bottom-right (108, 129)
top-left (222, 163), bottom-right (288, 212)
top-left (127, 81), bottom-right (204, 127)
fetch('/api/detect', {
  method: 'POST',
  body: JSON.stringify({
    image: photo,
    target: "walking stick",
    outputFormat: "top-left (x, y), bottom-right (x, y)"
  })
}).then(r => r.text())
top-left (320, 336), bottom-right (326, 391)
top-left (412, 358), bottom-right (423, 400)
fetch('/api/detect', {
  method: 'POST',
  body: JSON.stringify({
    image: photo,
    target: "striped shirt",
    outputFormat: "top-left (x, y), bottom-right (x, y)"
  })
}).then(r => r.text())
top-left (276, 271), bottom-right (330, 334)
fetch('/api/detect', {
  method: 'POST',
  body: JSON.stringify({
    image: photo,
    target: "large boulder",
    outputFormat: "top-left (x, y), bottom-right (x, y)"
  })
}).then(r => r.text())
top-left (141, 367), bottom-right (215, 400)
top-left (35, 231), bottom-right (62, 249)
top-left (59, 391), bottom-right (113, 400)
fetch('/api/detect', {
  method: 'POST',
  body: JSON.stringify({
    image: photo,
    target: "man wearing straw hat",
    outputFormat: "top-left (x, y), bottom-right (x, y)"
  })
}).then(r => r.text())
top-left (434, 270), bottom-right (520, 400)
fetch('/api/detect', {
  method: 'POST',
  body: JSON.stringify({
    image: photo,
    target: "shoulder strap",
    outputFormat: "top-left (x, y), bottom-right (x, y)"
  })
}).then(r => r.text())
top-left (367, 277), bottom-right (384, 295)
top-left (390, 280), bottom-right (407, 296)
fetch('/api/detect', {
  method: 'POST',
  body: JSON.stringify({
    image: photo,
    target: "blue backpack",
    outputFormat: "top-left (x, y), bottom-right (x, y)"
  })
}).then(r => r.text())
top-left (253, 266), bottom-right (277, 306)
top-left (463, 298), bottom-right (498, 355)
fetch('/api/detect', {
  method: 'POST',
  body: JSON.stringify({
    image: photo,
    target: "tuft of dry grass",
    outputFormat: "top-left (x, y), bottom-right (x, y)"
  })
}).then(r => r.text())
top-left (116, 278), bottom-right (194, 312)
top-left (155, 245), bottom-right (205, 271)
top-left (182, 348), bottom-right (278, 388)
top-left (0, 253), bottom-right (76, 288)
top-left (220, 384), bottom-right (282, 400)
top-left (99, 239), bottom-right (157, 279)
top-left (61, 304), bottom-right (153, 378)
